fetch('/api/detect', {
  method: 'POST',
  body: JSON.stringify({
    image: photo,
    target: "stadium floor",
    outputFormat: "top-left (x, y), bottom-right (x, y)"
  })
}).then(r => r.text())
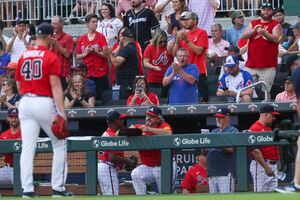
top-left (1, 193), bottom-right (300, 200)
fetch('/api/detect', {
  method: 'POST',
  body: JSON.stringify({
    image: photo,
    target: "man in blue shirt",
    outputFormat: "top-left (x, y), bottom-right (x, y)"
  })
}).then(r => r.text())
top-left (225, 11), bottom-right (247, 46)
top-left (163, 48), bottom-right (199, 104)
top-left (0, 41), bottom-right (11, 75)
top-left (205, 108), bottom-right (238, 193)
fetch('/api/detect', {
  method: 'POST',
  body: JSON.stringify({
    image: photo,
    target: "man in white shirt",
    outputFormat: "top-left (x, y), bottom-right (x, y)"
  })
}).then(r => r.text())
top-left (0, 20), bottom-right (10, 50)
top-left (5, 19), bottom-right (30, 62)
top-left (155, 0), bottom-right (173, 33)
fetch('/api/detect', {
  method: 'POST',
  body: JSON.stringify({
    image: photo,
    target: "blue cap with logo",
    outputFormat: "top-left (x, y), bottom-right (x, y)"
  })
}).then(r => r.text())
top-left (214, 107), bottom-right (230, 117)
top-left (224, 55), bottom-right (239, 68)
top-left (106, 110), bottom-right (126, 123)
top-left (8, 108), bottom-right (18, 117)
top-left (146, 106), bottom-right (162, 117)
top-left (37, 23), bottom-right (53, 35)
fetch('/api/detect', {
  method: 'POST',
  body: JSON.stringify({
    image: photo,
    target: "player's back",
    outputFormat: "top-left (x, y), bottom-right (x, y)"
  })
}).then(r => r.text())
top-left (15, 46), bottom-right (62, 97)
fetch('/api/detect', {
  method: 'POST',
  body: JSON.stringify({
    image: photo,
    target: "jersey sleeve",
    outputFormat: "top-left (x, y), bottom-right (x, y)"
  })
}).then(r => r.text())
top-left (127, 95), bottom-right (134, 106)
top-left (196, 30), bottom-right (209, 49)
top-left (48, 53), bottom-right (62, 76)
top-left (143, 44), bottom-right (152, 59)
top-left (148, 93), bottom-right (159, 105)
top-left (242, 71), bottom-right (254, 87)
top-left (218, 74), bottom-right (227, 91)
top-left (164, 66), bottom-right (173, 77)
top-left (76, 36), bottom-right (83, 54)
top-left (116, 46), bottom-right (129, 59)
top-left (188, 64), bottom-right (199, 81)
top-left (66, 35), bottom-right (74, 55)
top-left (181, 170), bottom-right (195, 192)
top-left (149, 10), bottom-right (160, 30)
top-left (123, 12), bottom-right (129, 28)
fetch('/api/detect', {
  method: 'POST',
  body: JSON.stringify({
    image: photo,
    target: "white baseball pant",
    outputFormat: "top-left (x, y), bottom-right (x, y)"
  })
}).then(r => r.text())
top-left (250, 160), bottom-right (278, 192)
top-left (131, 161), bottom-right (177, 195)
top-left (19, 96), bottom-right (68, 193)
top-left (97, 161), bottom-right (119, 195)
top-left (208, 172), bottom-right (234, 193)
top-left (0, 165), bottom-right (13, 184)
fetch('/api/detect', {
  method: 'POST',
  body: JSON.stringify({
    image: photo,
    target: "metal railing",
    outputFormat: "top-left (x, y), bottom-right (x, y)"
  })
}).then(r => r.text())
top-left (0, 0), bottom-right (282, 23)
top-left (236, 81), bottom-right (269, 103)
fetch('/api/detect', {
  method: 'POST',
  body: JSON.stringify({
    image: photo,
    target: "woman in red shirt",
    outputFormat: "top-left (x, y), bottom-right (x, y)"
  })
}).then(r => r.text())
top-left (127, 76), bottom-right (159, 106)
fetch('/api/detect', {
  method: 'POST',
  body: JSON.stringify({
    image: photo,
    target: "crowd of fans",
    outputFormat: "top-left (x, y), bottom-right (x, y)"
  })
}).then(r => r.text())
top-left (0, 0), bottom-right (299, 110)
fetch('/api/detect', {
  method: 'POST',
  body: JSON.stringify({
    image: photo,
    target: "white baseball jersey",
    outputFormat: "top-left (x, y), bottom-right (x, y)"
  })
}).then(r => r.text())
top-left (96, 18), bottom-right (123, 48)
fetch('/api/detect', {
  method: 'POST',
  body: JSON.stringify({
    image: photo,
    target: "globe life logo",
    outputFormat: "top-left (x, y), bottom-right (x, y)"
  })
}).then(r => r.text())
top-left (248, 135), bottom-right (273, 144)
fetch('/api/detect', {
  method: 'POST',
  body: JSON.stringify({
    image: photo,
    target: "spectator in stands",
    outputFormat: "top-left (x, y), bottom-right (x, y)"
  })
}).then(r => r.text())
top-left (286, 54), bottom-right (300, 75)
top-left (143, 30), bottom-right (173, 97)
top-left (182, 151), bottom-right (208, 194)
top-left (163, 48), bottom-right (199, 104)
top-left (123, 0), bottom-right (160, 51)
top-left (64, 74), bottom-right (95, 108)
top-left (275, 76), bottom-right (297, 102)
top-left (5, 62), bottom-right (17, 79)
top-left (249, 105), bottom-right (280, 192)
top-left (217, 55), bottom-right (254, 103)
top-left (165, 0), bottom-right (188, 35)
top-left (51, 15), bottom-right (74, 90)
top-left (131, 105), bottom-right (177, 195)
top-left (116, 0), bottom-right (157, 19)
top-left (67, 0), bottom-right (98, 24)
top-left (28, 35), bottom-right (36, 47)
top-left (273, 8), bottom-right (294, 50)
top-left (225, 11), bottom-right (247, 46)
top-left (0, 20), bottom-right (10, 50)
top-left (127, 75), bottom-right (159, 106)
top-left (155, 0), bottom-right (173, 32)
top-left (0, 78), bottom-right (20, 109)
top-left (288, 22), bottom-right (300, 52)
top-left (0, 108), bottom-right (21, 184)
top-left (207, 23), bottom-right (230, 65)
top-left (170, 12), bottom-right (209, 102)
top-left (205, 108), bottom-right (238, 193)
top-left (104, 27), bottom-right (139, 99)
top-left (241, 2), bottom-right (282, 95)
top-left (76, 14), bottom-right (109, 101)
top-left (72, 62), bottom-right (96, 96)
top-left (97, 3), bottom-right (123, 48)
top-left (0, 41), bottom-right (10, 76)
top-left (5, 19), bottom-right (30, 62)
top-left (188, 0), bottom-right (220, 35)
top-left (98, 110), bottom-right (136, 195)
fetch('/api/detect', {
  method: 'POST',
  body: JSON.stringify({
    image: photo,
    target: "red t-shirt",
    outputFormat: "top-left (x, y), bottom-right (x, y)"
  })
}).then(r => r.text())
top-left (98, 128), bottom-right (124, 169)
top-left (181, 163), bottom-right (208, 193)
top-left (179, 28), bottom-right (208, 75)
top-left (249, 120), bottom-right (279, 160)
top-left (135, 122), bottom-right (172, 167)
top-left (76, 32), bottom-right (109, 78)
top-left (51, 32), bottom-right (74, 77)
top-left (246, 19), bottom-right (279, 69)
top-left (143, 44), bottom-right (173, 84)
top-left (0, 128), bottom-right (21, 166)
top-left (15, 46), bottom-right (62, 97)
top-left (127, 92), bottom-right (159, 106)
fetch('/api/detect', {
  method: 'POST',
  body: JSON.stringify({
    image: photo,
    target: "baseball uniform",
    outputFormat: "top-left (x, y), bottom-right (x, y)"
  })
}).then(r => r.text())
top-left (181, 163), bottom-right (208, 193)
top-left (15, 44), bottom-right (68, 193)
top-left (131, 122), bottom-right (177, 195)
top-left (0, 128), bottom-right (21, 184)
top-left (98, 128), bottom-right (124, 195)
top-left (249, 120), bottom-right (280, 192)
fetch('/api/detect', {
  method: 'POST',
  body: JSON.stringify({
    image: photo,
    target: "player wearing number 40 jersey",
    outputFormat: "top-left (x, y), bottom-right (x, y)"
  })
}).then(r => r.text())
top-left (15, 23), bottom-right (72, 198)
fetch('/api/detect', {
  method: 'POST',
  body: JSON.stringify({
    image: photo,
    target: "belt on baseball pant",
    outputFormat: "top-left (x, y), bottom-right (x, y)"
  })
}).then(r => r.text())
top-left (266, 160), bottom-right (278, 165)
top-left (99, 160), bottom-right (116, 168)
top-left (22, 93), bottom-right (49, 98)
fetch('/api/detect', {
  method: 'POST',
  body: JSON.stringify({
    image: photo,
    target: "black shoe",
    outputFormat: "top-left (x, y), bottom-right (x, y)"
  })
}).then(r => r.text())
top-left (22, 192), bottom-right (36, 198)
top-left (52, 190), bottom-right (73, 197)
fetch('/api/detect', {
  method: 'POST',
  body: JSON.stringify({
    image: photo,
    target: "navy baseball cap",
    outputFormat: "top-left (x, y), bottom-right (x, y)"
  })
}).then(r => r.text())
top-left (224, 55), bottom-right (239, 68)
top-left (15, 19), bottom-right (27, 25)
top-left (121, 27), bottom-right (135, 38)
top-left (8, 108), bottom-right (18, 117)
top-left (106, 110), bottom-right (126, 123)
top-left (291, 22), bottom-right (300, 29)
top-left (215, 108), bottom-right (230, 118)
top-left (261, 2), bottom-right (272, 9)
top-left (225, 45), bottom-right (240, 53)
top-left (37, 23), bottom-right (53, 35)
top-left (259, 105), bottom-right (280, 115)
top-left (146, 106), bottom-right (162, 117)
top-left (74, 62), bottom-right (87, 71)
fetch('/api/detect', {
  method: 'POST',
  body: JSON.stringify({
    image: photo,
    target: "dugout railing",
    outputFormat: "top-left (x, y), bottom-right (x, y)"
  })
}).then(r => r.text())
top-left (0, 131), bottom-right (293, 195)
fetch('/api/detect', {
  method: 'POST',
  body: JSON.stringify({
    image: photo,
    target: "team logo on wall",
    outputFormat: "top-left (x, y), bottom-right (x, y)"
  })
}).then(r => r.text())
top-left (68, 110), bottom-right (77, 118)
top-left (173, 137), bottom-right (181, 146)
top-left (13, 142), bottom-right (21, 151)
top-left (187, 106), bottom-right (196, 113)
top-left (289, 102), bottom-right (297, 110)
top-left (167, 106), bottom-right (176, 114)
top-left (127, 108), bottom-right (136, 116)
top-left (87, 109), bottom-right (96, 117)
top-left (228, 104), bottom-right (237, 113)
top-left (92, 140), bottom-right (100, 149)
top-left (248, 135), bottom-right (256, 144)
top-left (248, 104), bottom-right (258, 112)
top-left (208, 105), bottom-right (217, 113)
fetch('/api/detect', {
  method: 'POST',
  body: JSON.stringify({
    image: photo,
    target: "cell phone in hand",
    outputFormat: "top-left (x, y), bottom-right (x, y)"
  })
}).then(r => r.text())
top-left (174, 57), bottom-right (179, 64)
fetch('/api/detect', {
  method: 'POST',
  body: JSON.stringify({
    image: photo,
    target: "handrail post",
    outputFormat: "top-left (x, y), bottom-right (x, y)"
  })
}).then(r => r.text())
top-left (161, 149), bottom-right (172, 194)
top-left (236, 147), bottom-right (249, 192)
top-left (13, 153), bottom-right (22, 195)
top-left (85, 151), bottom-right (98, 195)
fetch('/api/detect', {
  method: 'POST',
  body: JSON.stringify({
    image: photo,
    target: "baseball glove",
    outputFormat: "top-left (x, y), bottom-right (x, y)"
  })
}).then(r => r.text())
top-left (124, 155), bottom-right (138, 171)
top-left (51, 115), bottom-right (69, 139)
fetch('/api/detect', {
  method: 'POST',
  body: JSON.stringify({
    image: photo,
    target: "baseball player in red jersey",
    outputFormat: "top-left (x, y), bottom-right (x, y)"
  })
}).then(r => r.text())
top-left (15, 23), bottom-right (71, 198)
top-left (131, 106), bottom-right (177, 195)
top-left (98, 110), bottom-right (136, 195)
top-left (182, 152), bottom-right (208, 194)
top-left (249, 105), bottom-right (280, 192)
top-left (0, 108), bottom-right (21, 184)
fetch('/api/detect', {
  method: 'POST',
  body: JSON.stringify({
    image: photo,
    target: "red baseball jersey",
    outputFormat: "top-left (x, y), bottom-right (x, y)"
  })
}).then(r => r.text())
top-left (179, 28), bottom-right (208, 75)
top-left (249, 120), bottom-right (279, 160)
top-left (127, 92), bottom-right (159, 106)
top-left (15, 46), bottom-right (62, 97)
top-left (76, 32), bottom-right (109, 78)
top-left (181, 163), bottom-right (208, 193)
top-left (98, 128), bottom-right (124, 169)
top-left (135, 122), bottom-right (172, 167)
top-left (143, 44), bottom-right (173, 84)
top-left (0, 128), bottom-right (21, 166)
